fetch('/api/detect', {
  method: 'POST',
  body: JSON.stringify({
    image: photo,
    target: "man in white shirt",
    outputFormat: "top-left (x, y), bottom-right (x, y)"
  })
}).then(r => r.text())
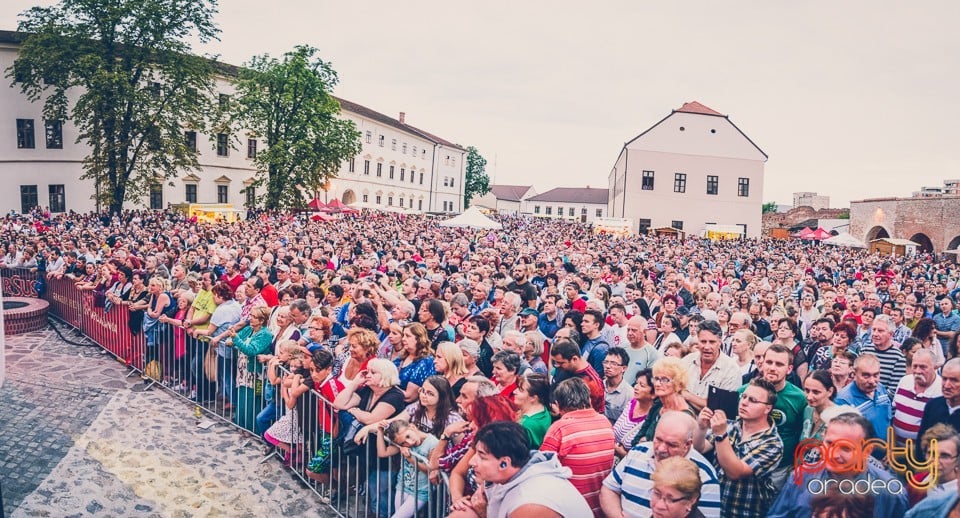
top-left (892, 349), bottom-right (942, 446)
top-left (683, 320), bottom-right (742, 411)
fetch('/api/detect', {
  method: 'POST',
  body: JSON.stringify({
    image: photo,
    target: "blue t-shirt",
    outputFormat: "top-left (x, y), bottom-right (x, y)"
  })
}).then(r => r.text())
top-left (394, 356), bottom-right (436, 390)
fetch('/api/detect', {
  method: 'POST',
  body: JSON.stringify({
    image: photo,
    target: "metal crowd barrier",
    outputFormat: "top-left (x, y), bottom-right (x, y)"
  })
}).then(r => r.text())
top-left (39, 276), bottom-right (454, 518)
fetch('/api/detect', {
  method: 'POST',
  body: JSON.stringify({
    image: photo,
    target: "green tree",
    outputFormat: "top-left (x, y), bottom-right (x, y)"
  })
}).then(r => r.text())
top-left (9, 0), bottom-right (220, 213)
top-left (762, 201), bottom-right (778, 214)
top-left (228, 45), bottom-right (361, 210)
top-left (463, 146), bottom-right (489, 208)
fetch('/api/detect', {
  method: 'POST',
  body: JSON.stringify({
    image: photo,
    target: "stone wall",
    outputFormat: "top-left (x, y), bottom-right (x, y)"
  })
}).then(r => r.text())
top-left (850, 196), bottom-right (960, 252)
top-left (762, 206), bottom-right (849, 233)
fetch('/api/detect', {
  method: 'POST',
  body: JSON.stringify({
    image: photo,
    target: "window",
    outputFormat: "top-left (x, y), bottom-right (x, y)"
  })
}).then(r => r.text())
top-left (674, 173), bottom-right (686, 193)
top-left (399, 198), bottom-right (404, 208)
top-left (247, 139), bottom-right (257, 159)
top-left (402, 143), bottom-right (407, 154)
top-left (184, 131), bottom-right (197, 152)
top-left (388, 196), bottom-right (394, 206)
top-left (568, 207), bottom-right (575, 217)
top-left (738, 177), bottom-right (750, 197)
top-left (217, 185), bottom-right (228, 203)
top-left (185, 184), bottom-right (197, 203)
top-left (642, 170), bottom-right (655, 190)
top-left (419, 172), bottom-right (424, 184)
top-left (450, 177), bottom-right (454, 188)
top-left (557, 206), bottom-right (562, 216)
top-left (150, 82), bottom-right (161, 97)
top-left (376, 163), bottom-right (383, 177)
top-left (362, 194), bottom-right (369, 203)
top-left (20, 185), bottom-right (37, 213)
top-left (534, 205), bottom-right (541, 214)
top-left (418, 199), bottom-right (423, 210)
top-left (638, 218), bottom-right (651, 235)
top-left (245, 187), bottom-right (256, 208)
top-left (375, 195), bottom-right (382, 205)
top-left (389, 165), bottom-right (395, 179)
top-left (421, 149), bottom-right (427, 158)
top-left (707, 175), bottom-right (719, 195)
top-left (443, 177), bottom-right (448, 187)
top-left (581, 208), bottom-right (587, 216)
top-left (671, 220), bottom-right (684, 230)
top-left (400, 169), bottom-right (405, 181)
top-left (48, 184), bottom-right (65, 213)
top-left (16, 119), bottom-right (35, 149)
top-left (364, 160), bottom-right (370, 175)
top-left (348, 158), bottom-right (355, 173)
top-left (378, 135), bottom-right (385, 147)
top-left (218, 94), bottom-right (230, 109)
top-left (216, 133), bottom-right (229, 156)
top-left (545, 207), bottom-right (552, 215)
top-left (150, 184), bottom-right (163, 210)
top-left (410, 171), bottom-right (415, 184)
top-left (391, 138), bottom-right (397, 150)
top-left (596, 208), bottom-right (602, 217)
top-left (412, 145), bottom-right (417, 156)
top-left (365, 131), bottom-right (372, 144)
top-left (44, 120), bottom-right (63, 149)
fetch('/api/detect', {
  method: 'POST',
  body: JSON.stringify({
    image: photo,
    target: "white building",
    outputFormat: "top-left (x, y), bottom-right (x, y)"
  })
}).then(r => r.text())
top-left (472, 184), bottom-right (536, 213)
top-left (0, 30), bottom-right (465, 214)
top-left (793, 192), bottom-right (830, 210)
top-left (527, 187), bottom-right (609, 224)
top-left (607, 101), bottom-right (767, 238)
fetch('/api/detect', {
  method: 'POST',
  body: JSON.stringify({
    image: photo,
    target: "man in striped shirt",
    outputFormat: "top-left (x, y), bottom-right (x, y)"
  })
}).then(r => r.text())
top-left (892, 349), bottom-right (942, 445)
top-left (541, 377), bottom-right (615, 517)
top-left (600, 411), bottom-right (722, 517)
top-left (858, 315), bottom-right (906, 399)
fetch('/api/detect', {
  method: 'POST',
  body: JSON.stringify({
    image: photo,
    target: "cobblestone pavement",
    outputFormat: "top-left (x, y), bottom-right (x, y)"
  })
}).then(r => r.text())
top-left (2, 325), bottom-right (333, 517)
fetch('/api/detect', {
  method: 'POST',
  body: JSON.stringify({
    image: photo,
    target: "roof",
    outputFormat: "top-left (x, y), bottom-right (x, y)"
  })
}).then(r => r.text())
top-left (870, 238), bottom-right (920, 246)
top-left (676, 101), bottom-right (724, 116)
top-left (528, 187), bottom-right (608, 204)
top-left (334, 97), bottom-right (466, 152)
top-left (623, 100), bottom-right (768, 160)
top-left (488, 185), bottom-right (532, 202)
top-left (0, 30), bottom-right (465, 152)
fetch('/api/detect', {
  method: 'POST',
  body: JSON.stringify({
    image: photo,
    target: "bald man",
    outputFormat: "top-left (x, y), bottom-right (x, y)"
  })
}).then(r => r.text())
top-left (623, 315), bottom-right (662, 385)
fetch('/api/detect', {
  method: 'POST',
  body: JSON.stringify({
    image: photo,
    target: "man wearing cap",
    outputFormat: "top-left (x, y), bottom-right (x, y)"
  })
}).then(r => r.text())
top-left (518, 307), bottom-right (547, 346)
top-left (274, 263), bottom-right (292, 291)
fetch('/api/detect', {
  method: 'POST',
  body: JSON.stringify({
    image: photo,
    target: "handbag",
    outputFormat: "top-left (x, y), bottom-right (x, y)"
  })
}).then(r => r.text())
top-left (203, 345), bottom-right (219, 382)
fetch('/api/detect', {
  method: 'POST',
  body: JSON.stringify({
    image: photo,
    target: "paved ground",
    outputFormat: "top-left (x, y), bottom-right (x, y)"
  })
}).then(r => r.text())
top-left (1, 324), bottom-right (334, 517)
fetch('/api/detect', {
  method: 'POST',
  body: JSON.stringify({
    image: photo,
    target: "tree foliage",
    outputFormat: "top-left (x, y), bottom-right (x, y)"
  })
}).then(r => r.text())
top-left (762, 201), bottom-right (778, 214)
top-left (9, 0), bottom-right (220, 213)
top-left (228, 45), bottom-right (361, 209)
top-left (463, 146), bottom-right (489, 208)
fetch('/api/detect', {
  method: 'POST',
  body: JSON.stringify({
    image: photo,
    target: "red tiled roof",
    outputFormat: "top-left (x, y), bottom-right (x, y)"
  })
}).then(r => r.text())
top-left (489, 185), bottom-right (532, 202)
top-left (528, 187), bottom-right (608, 204)
top-left (676, 101), bottom-right (723, 116)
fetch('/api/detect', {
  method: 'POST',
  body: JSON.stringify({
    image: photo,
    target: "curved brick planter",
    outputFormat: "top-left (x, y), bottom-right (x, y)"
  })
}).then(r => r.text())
top-left (4, 297), bottom-right (49, 335)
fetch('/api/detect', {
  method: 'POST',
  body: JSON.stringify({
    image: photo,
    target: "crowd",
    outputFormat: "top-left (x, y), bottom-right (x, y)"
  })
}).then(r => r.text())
top-left (3, 205), bottom-right (960, 518)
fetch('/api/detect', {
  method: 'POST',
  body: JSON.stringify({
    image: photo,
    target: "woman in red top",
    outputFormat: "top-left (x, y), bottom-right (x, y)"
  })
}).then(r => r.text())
top-left (492, 351), bottom-right (523, 402)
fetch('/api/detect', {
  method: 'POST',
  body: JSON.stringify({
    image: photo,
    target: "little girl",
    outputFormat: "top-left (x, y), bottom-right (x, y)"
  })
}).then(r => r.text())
top-left (263, 340), bottom-right (307, 465)
top-left (377, 419), bottom-right (439, 518)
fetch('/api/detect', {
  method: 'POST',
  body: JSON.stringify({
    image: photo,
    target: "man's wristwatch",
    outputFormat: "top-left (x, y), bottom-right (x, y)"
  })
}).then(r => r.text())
top-left (712, 432), bottom-right (729, 443)
top-left (439, 433), bottom-right (450, 441)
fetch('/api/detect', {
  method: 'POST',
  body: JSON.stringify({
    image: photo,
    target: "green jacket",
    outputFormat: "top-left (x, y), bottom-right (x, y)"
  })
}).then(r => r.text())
top-left (233, 326), bottom-right (274, 374)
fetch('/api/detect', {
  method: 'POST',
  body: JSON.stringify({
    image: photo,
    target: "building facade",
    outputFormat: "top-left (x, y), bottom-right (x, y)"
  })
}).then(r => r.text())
top-left (850, 193), bottom-right (960, 255)
top-left (607, 101), bottom-right (767, 238)
top-left (793, 192), bottom-right (830, 211)
top-left (527, 187), bottom-right (608, 224)
top-left (0, 31), bottom-right (465, 215)
top-left (472, 185), bottom-right (536, 213)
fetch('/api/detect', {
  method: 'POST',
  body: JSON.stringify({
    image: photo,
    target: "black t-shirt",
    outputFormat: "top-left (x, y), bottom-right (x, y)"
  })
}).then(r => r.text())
top-left (426, 325), bottom-right (451, 350)
top-left (357, 386), bottom-right (406, 467)
top-left (507, 280), bottom-right (539, 307)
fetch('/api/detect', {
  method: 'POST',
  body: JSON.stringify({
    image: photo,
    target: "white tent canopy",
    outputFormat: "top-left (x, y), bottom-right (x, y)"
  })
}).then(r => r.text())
top-left (439, 206), bottom-right (502, 229)
top-left (823, 232), bottom-right (866, 248)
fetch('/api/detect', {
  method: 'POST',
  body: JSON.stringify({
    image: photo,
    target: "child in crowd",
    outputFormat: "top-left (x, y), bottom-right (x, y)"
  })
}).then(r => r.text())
top-left (377, 419), bottom-right (439, 518)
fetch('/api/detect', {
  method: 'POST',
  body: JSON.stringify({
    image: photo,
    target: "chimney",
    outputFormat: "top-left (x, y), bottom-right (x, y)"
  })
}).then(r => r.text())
top-left (399, 112), bottom-right (405, 124)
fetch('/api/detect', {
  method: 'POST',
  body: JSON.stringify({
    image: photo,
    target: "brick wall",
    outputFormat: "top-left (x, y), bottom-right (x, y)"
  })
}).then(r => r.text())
top-left (851, 196), bottom-right (960, 252)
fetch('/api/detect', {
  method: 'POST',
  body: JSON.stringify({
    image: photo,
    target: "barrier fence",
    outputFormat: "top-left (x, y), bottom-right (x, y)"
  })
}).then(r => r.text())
top-left (35, 276), bottom-right (454, 518)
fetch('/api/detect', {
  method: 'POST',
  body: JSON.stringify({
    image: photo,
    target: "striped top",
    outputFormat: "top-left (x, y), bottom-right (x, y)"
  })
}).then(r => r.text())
top-left (892, 374), bottom-right (942, 443)
top-left (602, 442), bottom-right (722, 517)
top-left (859, 342), bottom-right (906, 398)
top-left (541, 408), bottom-right (615, 517)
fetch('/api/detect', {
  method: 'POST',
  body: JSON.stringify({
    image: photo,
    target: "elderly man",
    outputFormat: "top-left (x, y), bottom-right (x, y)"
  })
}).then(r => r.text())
top-left (892, 349), bottom-right (942, 446)
top-left (723, 311), bottom-right (753, 355)
top-left (682, 320), bottom-right (741, 411)
top-left (623, 315), bottom-right (661, 385)
top-left (836, 353), bottom-right (892, 440)
top-left (917, 358), bottom-right (960, 454)
top-left (695, 378), bottom-right (783, 518)
top-left (600, 411), bottom-right (722, 518)
top-left (496, 292), bottom-right (522, 335)
top-left (767, 413), bottom-right (907, 518)
top-left (541, 378), bottom-right (615, 517)
top-left (858, 314), bottom-right (906, 398)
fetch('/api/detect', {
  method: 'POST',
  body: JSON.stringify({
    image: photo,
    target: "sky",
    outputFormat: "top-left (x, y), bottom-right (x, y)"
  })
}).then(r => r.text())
top-left (3, 1), bottom-right (959, 207)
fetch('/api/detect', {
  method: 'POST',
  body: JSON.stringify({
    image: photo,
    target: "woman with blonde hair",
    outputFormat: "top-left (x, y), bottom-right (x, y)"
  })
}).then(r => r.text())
top-left (395, 322), bottom-right (436, 402)
top-left (731, 329), bottom-right (759, 384)
top-left (434, 341), bottom-right (469, 398)
top-left (337, 327), bottom-right (379, 385)
top-left (649, 456), bottom-right (704, 518)
top-left (632, 356), bottom-right (697, 444)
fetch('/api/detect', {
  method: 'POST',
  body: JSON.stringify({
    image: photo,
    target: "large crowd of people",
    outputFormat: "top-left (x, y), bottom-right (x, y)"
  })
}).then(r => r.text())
top-left (4, 205), bottom-right (960, 518)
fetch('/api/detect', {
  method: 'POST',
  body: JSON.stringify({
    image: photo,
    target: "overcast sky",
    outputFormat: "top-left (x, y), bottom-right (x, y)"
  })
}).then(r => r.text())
top-left (3, 1), bottom-right (958, 206)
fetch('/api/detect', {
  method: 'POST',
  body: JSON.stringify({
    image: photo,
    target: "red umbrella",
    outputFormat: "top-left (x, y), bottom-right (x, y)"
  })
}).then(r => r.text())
top-left (810, 227), bottom-right (832, 240)
top-left (307, 198), bottom-right (326, 211)
top-left (797, 227), bottom-right (815, 239)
